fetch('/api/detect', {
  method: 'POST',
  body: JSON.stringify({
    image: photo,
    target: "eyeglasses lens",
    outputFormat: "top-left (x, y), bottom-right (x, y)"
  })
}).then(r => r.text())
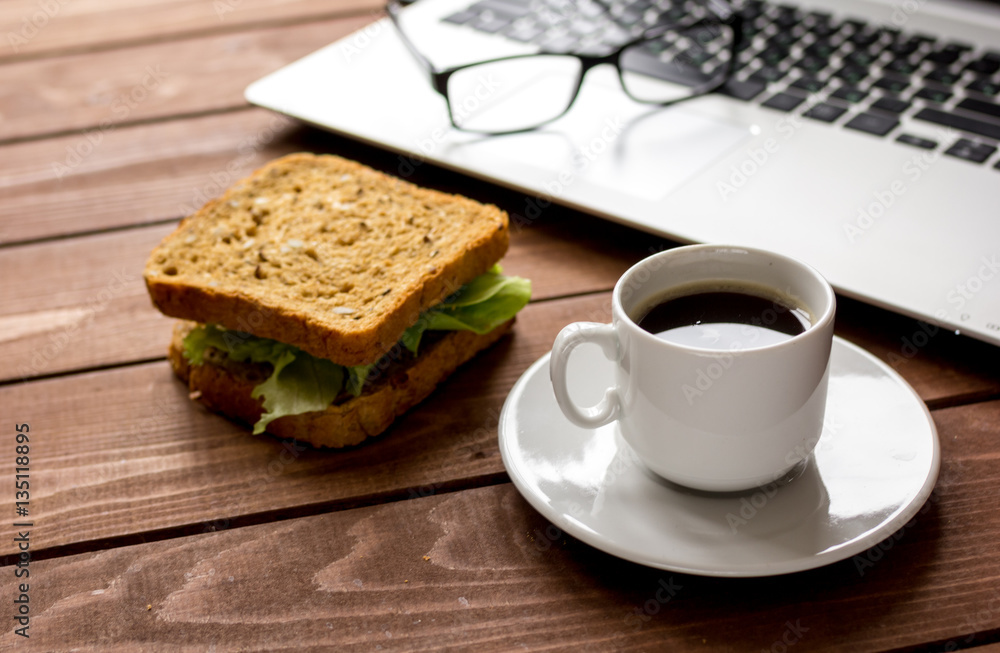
top-left (446, 55), bottom-right (583, 133)
top-left (620, 22), bottom-right (735, 103)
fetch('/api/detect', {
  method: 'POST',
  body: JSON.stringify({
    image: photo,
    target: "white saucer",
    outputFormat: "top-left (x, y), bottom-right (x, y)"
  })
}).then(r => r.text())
top-left (499, 337), bottom-right (940, 577)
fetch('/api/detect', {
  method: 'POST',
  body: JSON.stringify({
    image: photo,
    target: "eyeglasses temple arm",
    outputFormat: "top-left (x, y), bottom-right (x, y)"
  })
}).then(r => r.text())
top-left (386, 0), bottom-right (439, 82)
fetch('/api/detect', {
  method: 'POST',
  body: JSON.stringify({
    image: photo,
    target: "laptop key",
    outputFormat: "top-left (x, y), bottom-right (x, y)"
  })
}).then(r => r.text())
top-left (443, 9), bottom-right (478, 24)
top-left (845, 49), bottom-right (878, 67)
top-left (758, 45), bottom-right (791, 66)
top-left (845, 112), bottom-right (899, 136)
top-left (750, 66), bottom-right (786, 83)
top-left (576, 0), bottom-right (606, 18)
top-left (613, 9), bottom-right (642, 26)
top-left (831, 85), bottom-right (867, 103)
top-left (871, 97), bottom-right (911, 114)
top-left (925, 67), bottom-right (960, 85)
top-left (762, 92), bottom-right (805, 112)
top-left (873, 76), bottom-right (909, 93)
top-left (793, 55), bottom-right (829, 74)
top-left (896, 134), bottom-right (938, 149)
top-left (887, 38), bottom-right (921, 57)
top-left (473, 0), bottom-right (533, 17)
top-left (957, 97), bottom-right (1000, 120)
top-left (944, 138), bottom-right (997, 164)
top-left (849, 30), bottom-right (881, 48)
top-left (914, 107), bottom-right (1000, 140)
top-left (914, 87), bottom-right (953, 103)
top-left (505, 23), bottom-right (545, 42)
top-left (568, 17), bottom-right (602, 36)
top-left (805, 40), bottom-right (836, 59)
top-left (804, 102), bottom-right (847, 122)
top-left (680, 45), bottom-right (714, 66)
top-left (738, 2), bottom-right (765, 20)
top-left (773, 8), bottom-right (800, 29)
top-left (790, 76), bottom-right (825, 93)
top-left (595, 24), bottom-right (630, 48)
top-left (623, 47), bottom-right (715, 86)
top-left (769, 32), bottom-right (800, 48)
top-left (878, 26), bottom-right (900, 41)
top-left (538, 33), bottom-right (579, 52)
top-left (967, 77), bottom-right (1000, 97)
top-left (841, 19), bottom-right (866, 33)
top-left (965, 52), bottom-right (1000, 75)
top-left (807, 19), bottom-right (839, 38)
top-left (925, 43), bottom-right (971, 65)
top-left (471, 11), bottom-right (514, 32)
top-left (719, 78), bottom-right (767, 101)
top-left (885, 57), bottom-right (919, 75)
top-left (835, 64), bottom-right (868, 85)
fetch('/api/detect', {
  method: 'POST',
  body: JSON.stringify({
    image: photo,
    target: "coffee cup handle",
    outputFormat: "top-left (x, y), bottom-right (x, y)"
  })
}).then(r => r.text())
top-left (550, 322), bottom-right (622, 429)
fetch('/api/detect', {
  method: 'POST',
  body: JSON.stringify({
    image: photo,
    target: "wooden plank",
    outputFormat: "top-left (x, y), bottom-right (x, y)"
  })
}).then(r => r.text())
top-left (0, 103), bottom-right (656, 245)
top-left (3, 396), bottom-right (999, 652)
top-left (3, 285), bottom-right (1000, 556)
top-left (6, 220), bottom-right (1000, 404)
top-left (0, 224), bottom-right (176, 382)
top-left (0, 213), bottom-right (646, 381)
top-left (835, 296), bottom-right (1000, 408)
top-left (0, 110), bottom-right (305, 244)
top-left (0, 294), bottom-right (608, 555)
top-left (0, 0), bottom-right (381, 59)
top-left (5, 203), bottom-right (1000, 402)
top-left (0, 15), bottom-right (373, 142)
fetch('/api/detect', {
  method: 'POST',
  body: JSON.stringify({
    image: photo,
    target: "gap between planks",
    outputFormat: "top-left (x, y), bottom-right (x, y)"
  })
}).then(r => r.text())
top-left (0, 472), bottom-right (511, 567)
top-left (0, 0), bottom-right (383, 63)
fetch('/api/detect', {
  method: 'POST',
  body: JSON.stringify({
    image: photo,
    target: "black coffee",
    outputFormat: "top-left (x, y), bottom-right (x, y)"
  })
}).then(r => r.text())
top-left (635, 288), bottom-right (811, 350)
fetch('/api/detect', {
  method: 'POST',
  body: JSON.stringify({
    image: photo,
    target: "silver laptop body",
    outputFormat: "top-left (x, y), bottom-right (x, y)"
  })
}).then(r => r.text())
top-left (247, 0), bottom-right (1000, 347)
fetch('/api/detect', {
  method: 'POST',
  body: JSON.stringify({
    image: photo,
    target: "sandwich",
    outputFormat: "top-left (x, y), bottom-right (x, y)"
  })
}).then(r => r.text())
top-left (143, 153), bottom-right (530, 447)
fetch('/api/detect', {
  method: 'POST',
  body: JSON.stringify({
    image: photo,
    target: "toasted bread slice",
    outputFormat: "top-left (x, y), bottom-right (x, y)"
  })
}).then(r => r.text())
top-left (168, 319), bottom-right (514, 448)
top-left (146, 153), bottom-right (509, 367)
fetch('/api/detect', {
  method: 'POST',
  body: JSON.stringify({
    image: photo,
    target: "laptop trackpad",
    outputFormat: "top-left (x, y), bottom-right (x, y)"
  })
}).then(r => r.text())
top-left (442, 91), bottom-right (750, 204)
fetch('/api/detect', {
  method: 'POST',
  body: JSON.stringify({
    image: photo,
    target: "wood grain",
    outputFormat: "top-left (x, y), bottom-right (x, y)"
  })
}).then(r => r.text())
top-left (4, 209), bottom-right (999, 403)
top-left (834, 296), bottom-right (1000, 409)
top-left (0, 103), bottom-right (658, 245)
top-left (3, 283), bottom-right (1000, 558)
top-left (2, 415), bottom-right (998, 653)
top-left (0, 110), bottom-right (305, 244)
top-left (3, 0), bottom-right (1000, 648)
top-left (0, 212), bottom-right (646, 381)
top-left (0, 224), bottom-right (176, 382)
top-left (0, 294), bottom-right (608, 556)
top-left (0, 0), bottom-right (382, 60)
top-left (1, 15), bottom-right (373, 142)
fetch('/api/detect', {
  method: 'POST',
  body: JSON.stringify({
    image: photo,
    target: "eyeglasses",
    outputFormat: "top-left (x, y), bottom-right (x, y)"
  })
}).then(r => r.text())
top-left (386, 0), bottom-right (742, 135)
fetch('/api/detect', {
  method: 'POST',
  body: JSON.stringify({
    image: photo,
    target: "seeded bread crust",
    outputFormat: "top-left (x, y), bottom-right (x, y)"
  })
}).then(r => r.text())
top-left (168, 319), bottom-right (514, 448)
top-left (146, 153), bottom-right (509, 367)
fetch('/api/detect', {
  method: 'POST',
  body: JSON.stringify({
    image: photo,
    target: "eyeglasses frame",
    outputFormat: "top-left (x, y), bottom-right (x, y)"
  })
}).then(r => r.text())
top-left (385, 0), bottom-right (744, 135)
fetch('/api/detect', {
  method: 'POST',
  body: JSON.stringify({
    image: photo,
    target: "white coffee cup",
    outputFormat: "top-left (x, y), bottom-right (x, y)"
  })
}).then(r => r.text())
top-left (550, 244), bottom-right (836, 492)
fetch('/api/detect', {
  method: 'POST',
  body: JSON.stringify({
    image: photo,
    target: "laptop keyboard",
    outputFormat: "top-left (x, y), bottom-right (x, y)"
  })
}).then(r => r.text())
top-left (443, 0), bottom-right (1000, 169)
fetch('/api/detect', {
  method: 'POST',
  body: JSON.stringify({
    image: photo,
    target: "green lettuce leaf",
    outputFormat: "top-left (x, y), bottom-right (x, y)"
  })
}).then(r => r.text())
top-left (183, 322), bottom-right (297, 368)
top-left (250, 354), bottom-right (344, 435)
top-left (182, 268), bottom-right (531, 434)
top-left (402, 266), bottom-right (532, 354)
top-left (345, 363), bottom-right (375, 397)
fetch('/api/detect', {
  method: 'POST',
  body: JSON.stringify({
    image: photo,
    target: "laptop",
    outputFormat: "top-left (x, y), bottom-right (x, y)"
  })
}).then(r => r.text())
top-left (246, 0), bottom-right (1000, 348)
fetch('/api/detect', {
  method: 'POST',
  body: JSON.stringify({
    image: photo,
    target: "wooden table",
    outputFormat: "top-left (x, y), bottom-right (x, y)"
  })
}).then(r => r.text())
top-left (3, 1), bottom-right (1000, 649)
